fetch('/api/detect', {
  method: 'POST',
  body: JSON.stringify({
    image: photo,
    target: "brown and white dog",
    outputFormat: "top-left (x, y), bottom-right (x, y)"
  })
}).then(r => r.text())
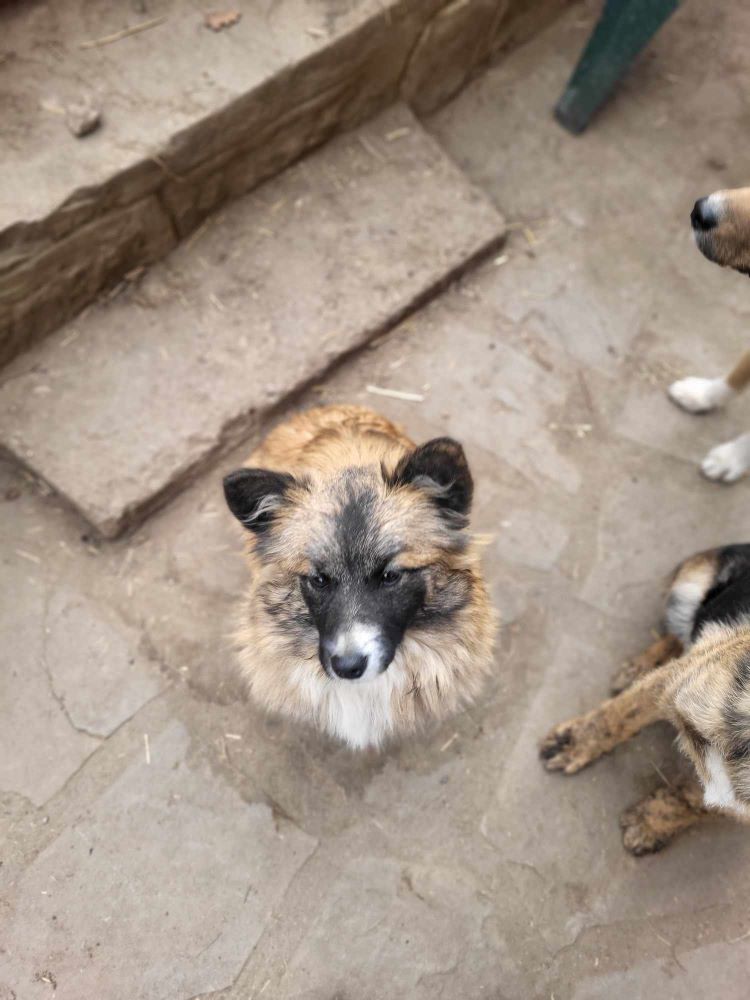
top-left (540, 544), bottom-right (750, 854)
top-left (223, 405), bottom-right (497, 749)
top-left (668, 188), bottom-right (750, 481)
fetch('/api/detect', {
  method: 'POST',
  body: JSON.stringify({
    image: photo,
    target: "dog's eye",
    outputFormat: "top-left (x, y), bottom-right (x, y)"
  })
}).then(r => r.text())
top-left (381, 569), bottom-right (403, 587)
top-left (308, 572), bottom-right (331, 591)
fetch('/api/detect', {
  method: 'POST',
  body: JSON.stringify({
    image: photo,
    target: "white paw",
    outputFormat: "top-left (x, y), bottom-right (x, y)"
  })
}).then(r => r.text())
top-left (701, 435), bottom-right (750, 483)
top-left (668, 376), bottom-right (732, 414)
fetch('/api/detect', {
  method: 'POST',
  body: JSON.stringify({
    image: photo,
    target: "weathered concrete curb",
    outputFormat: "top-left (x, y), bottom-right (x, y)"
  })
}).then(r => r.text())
top-left (0, 0), bottom-right (569, 366)
top-left (0, 106), bottom-right (506, 538)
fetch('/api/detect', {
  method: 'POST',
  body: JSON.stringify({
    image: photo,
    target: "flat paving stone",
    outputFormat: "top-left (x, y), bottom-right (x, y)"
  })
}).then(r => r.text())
top-left (275, 854), bottom-right (493, 998)
top-left (0, 485), bottom-right (167, 805)
top-left (44, 589), bottom-right (166, 739)
top-left (0, 721), bottom-right (317, 1000)
top-left (0, 104), bottom-right (504, 537)
top-left (0, 571), bottom-right (100, 808)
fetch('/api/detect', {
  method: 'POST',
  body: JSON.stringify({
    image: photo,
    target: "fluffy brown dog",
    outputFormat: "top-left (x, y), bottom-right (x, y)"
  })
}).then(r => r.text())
top-left (223, 405), bottom-right (496, 749)
top-left (540, 544), bottom-right (750, 855)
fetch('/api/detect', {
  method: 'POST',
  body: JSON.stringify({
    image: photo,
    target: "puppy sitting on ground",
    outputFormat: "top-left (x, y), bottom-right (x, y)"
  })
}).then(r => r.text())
top-left (540, 544), bottom-right (750, 855)
top-left (223, 405), bottom-right (496, 749)
top-left (669, 187), bottom-right (750, 481)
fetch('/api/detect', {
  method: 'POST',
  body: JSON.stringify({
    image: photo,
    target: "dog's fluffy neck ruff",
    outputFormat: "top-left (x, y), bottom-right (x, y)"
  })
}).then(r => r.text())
top-left (291, 659), bottom-right (409, 749)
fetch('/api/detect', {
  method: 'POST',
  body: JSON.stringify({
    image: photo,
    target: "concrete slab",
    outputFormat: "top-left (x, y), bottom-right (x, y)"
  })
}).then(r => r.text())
top-left (275, 855), bottom-right (495, 997)
top-left (0, 571), bottom-right (100, 808)
top-left (0, 104), bottom-right (505, 538)
top-left (1, 0), bottom-right (372, 236)
top-left (0, 0), bottom-right (404, 362)
top-left (0, 474), bottom-right (167, 806)
top-left (44, 589), bottom-right (166, 738)
top-left (0, 721), bottom-right (317, 1000)
top-left (0, 0), bottom-right (565, 362)
top-left (572, 940), bottom-right (750, 1000)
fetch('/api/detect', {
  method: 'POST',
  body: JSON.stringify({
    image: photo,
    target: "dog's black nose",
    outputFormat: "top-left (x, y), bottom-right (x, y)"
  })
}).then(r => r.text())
top-left (691, 197), bottom-right (718, 231)
top-left (330, 653), bottom-right (368, 680)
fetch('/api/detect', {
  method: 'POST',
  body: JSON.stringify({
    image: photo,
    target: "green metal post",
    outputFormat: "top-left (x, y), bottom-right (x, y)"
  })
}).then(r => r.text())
top-left (555, 0), bottom-right (681, 134)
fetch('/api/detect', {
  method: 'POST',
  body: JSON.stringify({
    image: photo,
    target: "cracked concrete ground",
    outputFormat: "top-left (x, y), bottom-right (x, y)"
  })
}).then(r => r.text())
top-left (4, 1), bottom-right (750, 997)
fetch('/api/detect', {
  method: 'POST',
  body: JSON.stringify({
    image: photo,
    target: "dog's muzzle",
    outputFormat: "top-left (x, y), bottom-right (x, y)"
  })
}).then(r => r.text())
top-left (319, 623), bottom-right (390, 682)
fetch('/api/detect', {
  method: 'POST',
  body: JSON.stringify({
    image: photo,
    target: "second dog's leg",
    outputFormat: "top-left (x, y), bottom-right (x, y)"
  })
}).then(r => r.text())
top-left (620, 779), bottom-right (706, 855)
top-left (668, 350), bottom-right (750, 413)
top-left (701, 432), bottom-right (750, 483)
top-left (727, 351), bottom-right (750, 393)
top-left (540, 668), bottom-right (668, 774)
top-left (610, 633), bottom-right (683, 695)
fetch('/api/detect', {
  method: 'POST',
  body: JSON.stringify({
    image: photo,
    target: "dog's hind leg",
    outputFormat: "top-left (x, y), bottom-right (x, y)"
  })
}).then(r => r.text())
top-left (667, 350), bottom-right (750, 413)
top-left (620, 779), bottom-right (707, 855)
top-left (610, 633), bottom-right (683, 695)
top-left (540, 668), bottom-right (669, 775)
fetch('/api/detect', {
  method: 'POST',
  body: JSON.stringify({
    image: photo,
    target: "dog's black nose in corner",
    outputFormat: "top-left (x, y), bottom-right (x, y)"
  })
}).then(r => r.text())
top-left (692, 197), bottom-right (718, 231)
top-left (330, 653), bottom-right (368, 680)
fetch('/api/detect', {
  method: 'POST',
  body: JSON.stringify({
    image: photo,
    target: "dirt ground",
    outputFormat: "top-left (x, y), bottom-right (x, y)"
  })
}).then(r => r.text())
top-left (4, 1), bottom-right (750, 998)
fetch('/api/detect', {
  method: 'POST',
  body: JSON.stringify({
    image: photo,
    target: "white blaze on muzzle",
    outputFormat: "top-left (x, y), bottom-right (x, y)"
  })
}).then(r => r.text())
top-left (328, 622), bottom-right (386, 681)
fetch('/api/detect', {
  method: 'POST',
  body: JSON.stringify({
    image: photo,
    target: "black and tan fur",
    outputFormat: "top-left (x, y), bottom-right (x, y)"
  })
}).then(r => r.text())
top-left (540, 545), bottom-right (750, 855)
top-left (223, 405), bottom-right (497, 749)
top-left (668, 187), bottom-right (750, 481)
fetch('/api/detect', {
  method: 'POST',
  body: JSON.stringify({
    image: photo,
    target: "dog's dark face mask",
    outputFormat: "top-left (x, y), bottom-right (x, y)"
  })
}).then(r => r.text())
top-left (224, 438), bottom-right (474, 682)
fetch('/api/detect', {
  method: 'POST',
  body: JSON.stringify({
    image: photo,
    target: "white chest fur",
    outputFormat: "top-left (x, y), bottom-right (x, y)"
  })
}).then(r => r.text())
top-left (702, 746), bottom-right (750, 817)
top-left (291, 661), bottom-right (408, 749)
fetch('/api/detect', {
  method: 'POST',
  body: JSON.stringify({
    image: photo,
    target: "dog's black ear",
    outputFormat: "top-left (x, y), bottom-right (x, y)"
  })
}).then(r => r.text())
top-left (223, 468), bottom-right (296, 533)
top-left (391, 437), bottom-right (473, 518)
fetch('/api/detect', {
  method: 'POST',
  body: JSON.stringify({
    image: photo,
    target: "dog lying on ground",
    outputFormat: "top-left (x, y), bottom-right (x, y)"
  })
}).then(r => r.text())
top-left (669, 187), bottom-right (750, 481)
top-left (540, 544), bottom-right (750, 854)
top-left (223, 405), bottom-right (496, 749)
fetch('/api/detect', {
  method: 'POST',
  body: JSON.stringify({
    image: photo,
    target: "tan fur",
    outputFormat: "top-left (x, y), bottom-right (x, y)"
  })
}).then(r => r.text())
top-left (610, 633), bottom-right (683, 695)
top-left (664, 620), bottom-right (750, 805)
top-left (727, 350), bottom-right (750, 393)
top-left (698, 187), bottom-right (750, 273)
top-left (620, 781), bottom-right (706, 856)
top-left (671, 549), bottom-right (719, 586)
top-left (540, 547), bottom-right (750, 854)
top-left (539, 667), bottom-right (670, 776)
top-left (232, 405), bottom-right (497, 748)
top-left (249, 404), bottom-right (414, 476)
